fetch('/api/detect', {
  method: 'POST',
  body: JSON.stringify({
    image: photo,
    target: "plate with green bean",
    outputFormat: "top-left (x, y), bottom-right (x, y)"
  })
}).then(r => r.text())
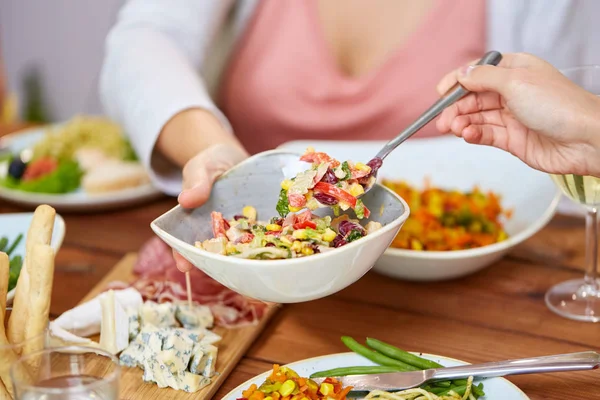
top-left (223, 336), bottom-right (529, 400)
top-left (2, 212), bottom-right (65, 304)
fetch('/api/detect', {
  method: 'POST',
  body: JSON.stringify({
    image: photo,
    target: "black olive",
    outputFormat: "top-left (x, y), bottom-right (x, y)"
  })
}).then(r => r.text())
top-left (8, 158), bottom-right (27, 180)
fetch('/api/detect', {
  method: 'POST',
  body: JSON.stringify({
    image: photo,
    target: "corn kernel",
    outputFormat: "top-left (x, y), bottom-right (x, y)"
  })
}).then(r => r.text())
top-left (266, 224), bottom-right (282, 232)
top-left (410, 239), bottom-right (423, 251)
top-left (242, 206), bottom-right (257, 221)
top-left (280, 380), bottom-right (296, 397)
top-left (348, 183), bottom-right (364, 197)
top-left (225, 242), bottom-right (238, 255)
top-left (301, 247), bottom-right (314, 255)
top-left (291, 241), bottom-right (303, 252)
top-left (355, 162), bottom-right (369, 171)
top-left (319, 383), bottom-right (334, 396)
top-left (264, 397), bottom-right (273, 400)
top-left (292, 229), bottom-right (308, 240)
top-left (280, 179), bottom-right (293, 190)
top-left (289, 205), bottom-right (302, 212)
top-left (305, 146), bottom-right (315, 153)
top-left (323, 228), bottom-right (337, 242)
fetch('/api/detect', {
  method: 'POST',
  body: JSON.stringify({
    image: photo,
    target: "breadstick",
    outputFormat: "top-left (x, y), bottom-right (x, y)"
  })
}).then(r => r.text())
top-left (8, 205), bottom-right (55, 348)
top-left (21, 244), bottom-right (54, 371)
top-left (0, 379), bottom-right (10, 400)
top-left (0, 253), bottom-right (8, 324)
top-left (0, 252), bottom-right (31, 398)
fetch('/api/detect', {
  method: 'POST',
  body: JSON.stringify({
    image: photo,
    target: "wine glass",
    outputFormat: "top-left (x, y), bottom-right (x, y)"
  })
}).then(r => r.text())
top-left (545, 65), bottom-right (600, 322)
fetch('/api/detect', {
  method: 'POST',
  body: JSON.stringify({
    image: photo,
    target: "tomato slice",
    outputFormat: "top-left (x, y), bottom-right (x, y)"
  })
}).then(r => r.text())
top-left (313, 182), bottom-right (357, 208)
top-left (293, 220), bottom-right (317, 230)
top-left (21, 157), bottom-right (58, 181)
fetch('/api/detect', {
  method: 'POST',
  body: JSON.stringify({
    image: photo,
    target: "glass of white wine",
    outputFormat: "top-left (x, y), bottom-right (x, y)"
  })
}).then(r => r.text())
top-left (10, 346), bottom-right (120, 400)
top-left (546, 65), bottom-right (600, 322)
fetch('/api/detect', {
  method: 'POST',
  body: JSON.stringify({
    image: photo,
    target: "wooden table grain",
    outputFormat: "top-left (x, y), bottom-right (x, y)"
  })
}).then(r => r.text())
top-left (1, 125), bottom-right (599, 399)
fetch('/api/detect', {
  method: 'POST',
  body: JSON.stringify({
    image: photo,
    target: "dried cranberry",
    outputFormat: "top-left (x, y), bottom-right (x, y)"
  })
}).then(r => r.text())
top-left (321, 169), bottom-right (339, 184)
top-left (314, 192), bottom-right (338, 206)
top-left (233, 215), bottom-right (247, 221)
top-left (332, 234), bottom-right (346, 248)
top-left (265, 242), bottom-right (275, 247)
top-left (309, 243), bottom-right (321, 253)
top-left (338, 220), bottom-right (365, 237)
top-left (224, 219), bottom-right (231, 230)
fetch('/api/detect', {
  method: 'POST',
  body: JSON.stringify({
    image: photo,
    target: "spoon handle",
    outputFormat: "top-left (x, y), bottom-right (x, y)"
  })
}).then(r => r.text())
top-left (374, 51), bottom-right (503, 161)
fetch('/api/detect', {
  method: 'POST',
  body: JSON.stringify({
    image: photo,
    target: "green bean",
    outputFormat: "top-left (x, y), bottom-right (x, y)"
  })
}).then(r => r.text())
top-left (365, 338), bottom-right (443, 370)
top-left (452, 379), bottom-right (468, 386)
top-left (309, 366), bottom-right (403, 378)
top-left (472, 382), bottom-right (485, 397)
top-left (5, 233), bottom-right (23, 256)
top-left (0, 237), bottom-right (8, 252)
top-left (341, 336), bottom-right (419, 371)
top-left (432, 381), bottom-right (451, 388)
top-left (438, 385), bottom-right (467, 397)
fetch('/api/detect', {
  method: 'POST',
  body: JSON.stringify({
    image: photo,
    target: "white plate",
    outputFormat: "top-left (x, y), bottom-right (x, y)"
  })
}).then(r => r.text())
top-left (0, 126), bottom-right (163, 212)
top-left (222, 352), bottom-right (529, 400)
top-left (2, 212), bottom-right (66, 303)
top-left (279, 137), bottom-right (561, 281)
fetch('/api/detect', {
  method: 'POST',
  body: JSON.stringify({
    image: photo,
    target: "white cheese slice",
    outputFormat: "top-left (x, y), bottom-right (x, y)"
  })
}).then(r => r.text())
top-left (175, 304), bottom-right (214, 329)
top-left (99, 290), bottom-right (130, 354)
top-left (51, 288), bottom-right (142, 337)
top-left (140, 301), bottom-right (177, 328)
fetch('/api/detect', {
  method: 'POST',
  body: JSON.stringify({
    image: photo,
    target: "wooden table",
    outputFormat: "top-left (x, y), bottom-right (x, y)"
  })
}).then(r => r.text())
top-left (1, 126), bottom-right (599, 399)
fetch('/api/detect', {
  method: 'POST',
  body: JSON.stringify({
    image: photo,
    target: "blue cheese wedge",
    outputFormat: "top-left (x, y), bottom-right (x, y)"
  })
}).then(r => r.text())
top-left (189, 343), bottom-right (218, 377)
top-left (200, 329), bottom-right (222, 345)
top-left (119, 337), bottom-right (145, 368)
top-left (177, 371), bottom-right (211, 393)
top-left (126, 306), bottom-right (140, 341)
top-left (140, 301), bottom-right (177, 328)
top-left (99, 290), bottom-right (130, 354)
top-left (175, 304), bottom-right (214, 329)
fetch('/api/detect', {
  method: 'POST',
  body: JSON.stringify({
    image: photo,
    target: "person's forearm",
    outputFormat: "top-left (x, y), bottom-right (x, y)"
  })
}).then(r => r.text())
top-left (156, 108), bottom-right (248, 167)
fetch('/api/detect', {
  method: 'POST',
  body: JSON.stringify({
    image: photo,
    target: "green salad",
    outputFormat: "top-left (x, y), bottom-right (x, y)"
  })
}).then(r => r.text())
top-left (0, 234), bottom-right (24, 291)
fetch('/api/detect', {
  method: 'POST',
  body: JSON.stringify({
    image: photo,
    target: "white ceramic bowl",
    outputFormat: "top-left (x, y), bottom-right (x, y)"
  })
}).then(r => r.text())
top-left (2, 212), bottom-right (66, 303)
top-left (279, 137), bottom-right (561, 281)
top-left (151, 150), bottom-right (410, 303)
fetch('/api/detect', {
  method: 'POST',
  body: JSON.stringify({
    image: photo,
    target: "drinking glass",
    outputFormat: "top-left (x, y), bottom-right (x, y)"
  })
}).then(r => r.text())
top-left (545, 65), bottom-right (600, 322)
top-left (0, 329), bottom-right (50, 398)
top-left (10, 346), bottom-right (120, 400)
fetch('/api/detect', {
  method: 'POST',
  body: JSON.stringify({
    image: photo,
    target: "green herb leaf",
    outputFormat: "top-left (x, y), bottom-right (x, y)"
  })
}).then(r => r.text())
top-left (276, 188), bottom-right (290, 217)
top-left (341, 161), bottom-right (352, 180)
top-left (346, 229), bottom-right (364, 242)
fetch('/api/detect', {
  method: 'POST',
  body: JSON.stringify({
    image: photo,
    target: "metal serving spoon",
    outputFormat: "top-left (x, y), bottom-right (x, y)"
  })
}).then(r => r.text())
top-left (359, 50), bottom-right (503, 195)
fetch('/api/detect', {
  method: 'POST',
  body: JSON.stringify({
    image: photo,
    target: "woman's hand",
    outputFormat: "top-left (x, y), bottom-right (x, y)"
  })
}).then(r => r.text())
top-left (436, 53), bottom-right (600, 177)
top-left (157, 109), bottom-right (249, 272)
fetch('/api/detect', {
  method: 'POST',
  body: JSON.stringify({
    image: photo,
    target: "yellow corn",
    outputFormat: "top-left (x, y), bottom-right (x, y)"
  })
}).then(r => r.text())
top-left (498, 230), bottom-right (508, 241)
top-left (348, 183), bottom-right (364, 197)
top-left (242, 206), bottom-right (257, 221)
top-left (280, 380), bottom-right (296, 397)
top-left (292, 229), bottom-right (308, 240)
top-left (319, 383), bottom-right (335, 396)
top-left (264, 397), bottom-right (273, 400)
top-left (291, 241), bottom-right (303, 252)
top-left (301, 246), bottom-right (314, 255)
top-left (305, 146), bottom-right (315, 153)
top-left (266, 224), bottom-right (282, 232)
top-left (355, 162), bottom-right (369, 171)
top-left (289, 205), bottom-right (302, 212)
top-left (225, 242), bottom-right (238, 255)
top-left (410, 239), bottom-right (423, 251)
top-left (323, 228), bottom-right (337, 242)
top-left (281, 179), bottom-right (293, 190)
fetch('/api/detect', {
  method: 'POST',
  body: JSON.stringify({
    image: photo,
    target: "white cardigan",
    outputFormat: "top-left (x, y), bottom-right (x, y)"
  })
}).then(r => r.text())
top-left (99, 0), bottom-right (600, 196)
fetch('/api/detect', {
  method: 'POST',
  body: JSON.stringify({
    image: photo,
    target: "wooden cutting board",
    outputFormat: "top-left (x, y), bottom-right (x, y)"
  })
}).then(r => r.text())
top-left (80, 253), bottom-right (280, 400)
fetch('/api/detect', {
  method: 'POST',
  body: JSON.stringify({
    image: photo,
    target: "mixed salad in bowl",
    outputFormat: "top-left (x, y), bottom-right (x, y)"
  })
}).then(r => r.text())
top-left (196, 148), bottom-right (385, 260)
top-left (196, 207), bottom-right (382, 260)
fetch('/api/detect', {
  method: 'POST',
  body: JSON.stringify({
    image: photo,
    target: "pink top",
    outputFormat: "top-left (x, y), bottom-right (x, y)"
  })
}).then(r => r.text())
top-left (219, 0), bottom-right (485, 155)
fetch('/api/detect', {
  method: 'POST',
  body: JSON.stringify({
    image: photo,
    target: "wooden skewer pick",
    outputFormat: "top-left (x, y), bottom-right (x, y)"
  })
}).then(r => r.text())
top-left (185, 271), bottom-right (192, 308)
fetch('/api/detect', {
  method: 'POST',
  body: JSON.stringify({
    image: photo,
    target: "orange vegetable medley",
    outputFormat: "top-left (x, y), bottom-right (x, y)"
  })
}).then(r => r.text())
top-left (240, 364), bottom-right (352, 400)
top-left (382, 179), bottom-right (511, 251)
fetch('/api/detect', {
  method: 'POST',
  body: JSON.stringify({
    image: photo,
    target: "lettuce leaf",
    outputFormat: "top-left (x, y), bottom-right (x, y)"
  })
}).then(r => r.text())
top-left (1, 160), bottom-right (82, 194)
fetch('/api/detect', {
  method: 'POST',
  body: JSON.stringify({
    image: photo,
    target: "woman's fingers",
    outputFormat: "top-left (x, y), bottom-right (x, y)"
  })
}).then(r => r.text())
top-left (461, 124), bottom-right (510, 152)
top-left (437, 92), bottom-right (503, 132)
top-left (449, 109), bottom-right (505, 134)
top-left (173, 250), bottom-right (193, 273)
